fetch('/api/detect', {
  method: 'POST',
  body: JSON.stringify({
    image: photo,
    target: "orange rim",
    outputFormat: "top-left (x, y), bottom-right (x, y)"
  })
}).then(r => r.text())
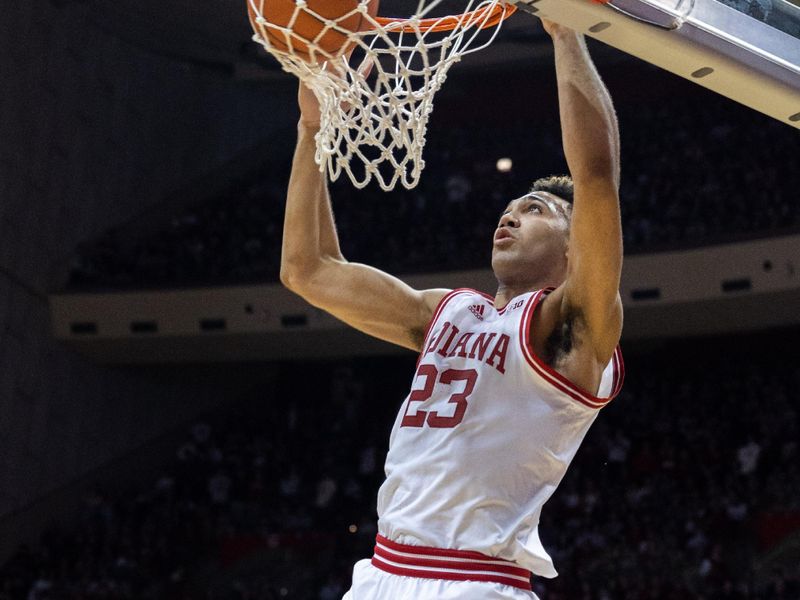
top-left (373, 3), bottom-right (517, 33)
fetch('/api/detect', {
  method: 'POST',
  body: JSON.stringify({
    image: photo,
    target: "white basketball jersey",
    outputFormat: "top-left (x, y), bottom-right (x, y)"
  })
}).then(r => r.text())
top-left (377, 288), bottom-right (624, 578)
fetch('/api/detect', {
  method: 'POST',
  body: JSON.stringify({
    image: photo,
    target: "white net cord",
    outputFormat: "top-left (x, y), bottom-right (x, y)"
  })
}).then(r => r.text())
top-left (249, 0), bottom-right (513, 191)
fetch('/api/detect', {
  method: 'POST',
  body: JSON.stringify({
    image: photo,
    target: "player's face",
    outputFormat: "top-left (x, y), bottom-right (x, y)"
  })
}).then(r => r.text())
top-left (491, 192), bottom-right (571, 282)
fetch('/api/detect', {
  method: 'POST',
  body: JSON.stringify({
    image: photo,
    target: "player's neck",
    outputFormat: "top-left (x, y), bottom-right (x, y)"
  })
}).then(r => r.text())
top-left (493, 258), bottom-right (567, 309)
top-left (493, 251), bottom-right (567, 309)
top-left (494, 276), bottom-right (561, 310)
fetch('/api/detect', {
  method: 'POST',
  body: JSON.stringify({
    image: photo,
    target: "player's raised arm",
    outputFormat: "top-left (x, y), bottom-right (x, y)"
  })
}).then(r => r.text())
top-left (279, 82), bottom-right (448, 352)
top-left (543, 21), bottom-right (623, 364)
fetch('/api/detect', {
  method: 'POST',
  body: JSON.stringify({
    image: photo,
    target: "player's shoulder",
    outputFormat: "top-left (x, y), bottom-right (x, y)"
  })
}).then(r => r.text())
top-left (420, 288), bottom-right (453, 312)
top-left (406, 288), bottom-right (451, 351)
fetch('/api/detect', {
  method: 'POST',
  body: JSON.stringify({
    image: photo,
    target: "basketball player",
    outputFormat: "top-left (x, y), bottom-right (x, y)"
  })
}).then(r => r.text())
top-left (280, 18), bottom-right (624, 600)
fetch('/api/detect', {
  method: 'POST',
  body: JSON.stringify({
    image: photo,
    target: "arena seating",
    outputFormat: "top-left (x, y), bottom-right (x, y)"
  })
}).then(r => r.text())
top-left (66, 90), bottom-right (800, 290)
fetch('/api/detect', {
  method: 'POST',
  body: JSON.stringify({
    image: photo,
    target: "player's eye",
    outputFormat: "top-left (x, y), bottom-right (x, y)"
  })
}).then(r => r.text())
top-left (528, 204), bottom-right (543, 214)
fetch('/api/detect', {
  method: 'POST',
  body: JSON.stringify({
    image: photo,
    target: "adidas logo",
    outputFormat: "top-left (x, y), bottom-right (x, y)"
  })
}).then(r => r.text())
top-left (468, 304), bottom-right (485, 321)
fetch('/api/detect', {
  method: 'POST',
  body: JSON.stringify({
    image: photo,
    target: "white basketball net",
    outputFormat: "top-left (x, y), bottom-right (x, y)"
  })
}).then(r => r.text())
top-left (248, 0), bottom-right (514, 191)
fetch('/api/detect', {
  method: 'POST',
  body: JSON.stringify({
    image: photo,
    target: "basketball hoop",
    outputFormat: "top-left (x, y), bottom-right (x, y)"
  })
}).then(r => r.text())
top-left (248, 1), bottom-right (518, 191)
top-left (374, 3), bottom-right (516, 33)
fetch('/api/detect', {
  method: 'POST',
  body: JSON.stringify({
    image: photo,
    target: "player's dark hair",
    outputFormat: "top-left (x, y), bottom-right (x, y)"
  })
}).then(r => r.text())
top-left (530, 175), bottom-right (574, 204)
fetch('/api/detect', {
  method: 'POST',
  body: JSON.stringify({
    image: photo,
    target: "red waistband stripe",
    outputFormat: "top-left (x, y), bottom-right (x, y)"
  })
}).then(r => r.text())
top-left (371, 535), bottom-right (532, 591)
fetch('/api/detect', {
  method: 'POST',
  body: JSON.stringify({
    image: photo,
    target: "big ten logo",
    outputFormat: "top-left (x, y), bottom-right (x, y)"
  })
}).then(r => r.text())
top-left (508, 299), bottom-right (524, 311)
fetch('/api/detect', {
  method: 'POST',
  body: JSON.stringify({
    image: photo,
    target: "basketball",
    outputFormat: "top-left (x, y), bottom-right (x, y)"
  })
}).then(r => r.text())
top-left (247, 0), bottom-right (380, 62)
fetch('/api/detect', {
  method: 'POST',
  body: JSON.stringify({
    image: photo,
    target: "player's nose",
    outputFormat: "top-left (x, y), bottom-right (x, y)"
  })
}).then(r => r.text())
top-left (499, 212), bottom-right (519, 228)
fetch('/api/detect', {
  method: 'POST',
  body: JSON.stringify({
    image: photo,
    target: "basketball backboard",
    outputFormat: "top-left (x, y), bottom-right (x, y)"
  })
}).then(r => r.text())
top-left (508, 0), bottom-right (800, 128)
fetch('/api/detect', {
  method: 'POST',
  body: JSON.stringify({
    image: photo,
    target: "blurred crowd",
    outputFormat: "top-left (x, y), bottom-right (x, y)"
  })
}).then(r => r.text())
top-left (68, 87), bottom-right (800, 289)
top-left (2, 335), bottom-right (799, 599)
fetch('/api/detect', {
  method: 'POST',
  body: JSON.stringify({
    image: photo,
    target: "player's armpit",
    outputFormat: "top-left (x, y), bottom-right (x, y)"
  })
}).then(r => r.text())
top-left (529, 283), bottom-right (621, 397)
top-left (283, 258), bottom-right (449, 352)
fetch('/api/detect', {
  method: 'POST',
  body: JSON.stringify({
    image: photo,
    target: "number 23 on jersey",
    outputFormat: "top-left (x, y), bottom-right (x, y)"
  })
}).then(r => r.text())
top-left (401, 365), bottom-right (478, 429)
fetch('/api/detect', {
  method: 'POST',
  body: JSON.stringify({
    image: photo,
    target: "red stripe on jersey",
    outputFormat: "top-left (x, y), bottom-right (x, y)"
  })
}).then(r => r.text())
top-left (372, 535), bottom-right (532, 591)
top-left (373, 545), bottom-right (530, 578)
top-left (519, 289), bottom-right (625, 409)
top-left (610, 346), bottom-right (626, 398)
top-left (371, 558), bottom-right (533, 591)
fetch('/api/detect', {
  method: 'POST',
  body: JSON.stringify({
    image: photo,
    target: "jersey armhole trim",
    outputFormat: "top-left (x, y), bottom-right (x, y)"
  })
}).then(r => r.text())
top-left (416, 289), bottom-right (473, 365)
top-left (519, 289), bottom-right (625, 409)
